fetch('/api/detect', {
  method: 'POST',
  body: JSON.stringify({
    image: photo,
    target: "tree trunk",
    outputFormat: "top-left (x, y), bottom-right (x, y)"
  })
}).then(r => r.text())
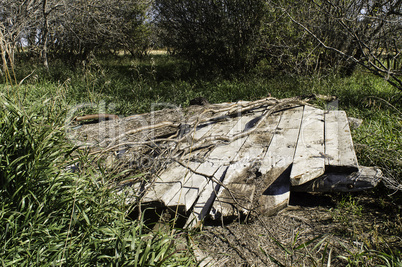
top-left (42, 0), bottom-right (49, 69)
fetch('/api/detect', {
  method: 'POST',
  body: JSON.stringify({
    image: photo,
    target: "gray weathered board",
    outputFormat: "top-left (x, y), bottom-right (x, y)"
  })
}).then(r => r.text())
top-left (140, 105), bottom-right (368, 227)
top-left (324, 110), bottom-right (359, 172)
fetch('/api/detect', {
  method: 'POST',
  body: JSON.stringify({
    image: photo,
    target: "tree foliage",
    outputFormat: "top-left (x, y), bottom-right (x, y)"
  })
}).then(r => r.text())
top-left (49, 0), bottom-right (151, 58)
top-left (0, 0), bottom-right (151, 69)
top-left (154, 0), bottom-right (267, 72)
top-left (153, 0), bottom-right (401, 89)
top-left (267, 0), bottom-right (402, 89)
top-left (0, 0), bottom-right (401, 91)
top-left (258, 1), bottom-right (320, 75)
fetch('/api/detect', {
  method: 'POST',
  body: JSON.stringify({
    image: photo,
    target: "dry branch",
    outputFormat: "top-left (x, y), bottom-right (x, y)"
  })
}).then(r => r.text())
top-left (278, 4), bottom-right (402, 91)
top-left (79, 97), bottom-right (307, 160)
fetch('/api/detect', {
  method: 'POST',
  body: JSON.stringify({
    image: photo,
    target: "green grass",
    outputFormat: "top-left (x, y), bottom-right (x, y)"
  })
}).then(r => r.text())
top-left (1, 54), bottom-right (401, 266)
top-left (0, 92), bottom-right (194, 266)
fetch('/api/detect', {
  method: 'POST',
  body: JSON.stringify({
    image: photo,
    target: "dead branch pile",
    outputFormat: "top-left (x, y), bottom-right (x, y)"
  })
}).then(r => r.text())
top-left (71, 97), bottom-right (307, 179)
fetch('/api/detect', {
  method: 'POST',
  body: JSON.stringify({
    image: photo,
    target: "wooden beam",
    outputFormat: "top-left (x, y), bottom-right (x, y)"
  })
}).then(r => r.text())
top-left (290, 105), bottom-right (325, 186)
top-left (324, 110), bottom-right (359, 173)
top-left (257, 106), bottom-right (304, 215)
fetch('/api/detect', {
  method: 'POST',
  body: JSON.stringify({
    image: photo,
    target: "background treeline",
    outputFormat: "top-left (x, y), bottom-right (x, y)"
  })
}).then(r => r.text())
top-left (1, 0), bottom-right (401, 89)
top-left (0, 0), bottom-right (151, 67)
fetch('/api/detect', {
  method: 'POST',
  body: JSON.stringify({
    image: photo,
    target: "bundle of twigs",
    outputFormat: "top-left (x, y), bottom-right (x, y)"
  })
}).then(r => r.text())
top-left (86, 97), bottom-right (307, 159)
top-left (70, 97), bottom-right (310, 190)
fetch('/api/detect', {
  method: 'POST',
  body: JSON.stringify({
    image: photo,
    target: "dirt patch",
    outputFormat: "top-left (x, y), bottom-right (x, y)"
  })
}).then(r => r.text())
top-left (193, 191), bottom-right (402, 266)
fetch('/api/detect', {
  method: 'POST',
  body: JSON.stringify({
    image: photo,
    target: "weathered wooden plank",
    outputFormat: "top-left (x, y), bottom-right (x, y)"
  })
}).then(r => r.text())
top-left (166, 112), bottom-right (261, 211)
top-left (324, 111), bottom-right (339, 167)
top-left (165, 159), bottom-right (221, 211)
top-left (188, 111), bottom-right (280, 225)
top-left (209, 112), bottom-right (283, 220)
top-left (142, 161), bottom-right (200, 203)
top-left (235, 111), bottom-right (282, 163)
top-left (324, 110), bottom-right (359, 173)
top-left (176, 120), bottom-right (216, 150)
top-left (193, 121), bottom-right (218, 139)
top-left (156, 114), bottom-right (246, 207)
top-left (290, 105), bottom-right (325, 186)
top-left (209, 161), bottom-right (257, 220)
top-left (257, 106), bottom-right (304, 215)
top-left (142, 119), bottom-right (228, 204)
top-left (185, 165), bottom-right (228, 229)
top-left (258, 166), bottom-right (292, 216)
top-left (259, 107), bottom-right (304, 175)
top-left (215, 182), bottom-right (256, 218)
top-left (291, 166), bottom-right (382, 192)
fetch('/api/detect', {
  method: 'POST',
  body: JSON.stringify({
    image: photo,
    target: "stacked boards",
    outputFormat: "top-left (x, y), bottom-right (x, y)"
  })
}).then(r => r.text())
top-left (140, 105), bottom-right (373, 227)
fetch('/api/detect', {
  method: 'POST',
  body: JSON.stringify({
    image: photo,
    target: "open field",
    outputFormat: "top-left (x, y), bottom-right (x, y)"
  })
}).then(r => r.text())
top-left (1, 54), bottom-right (401, 266)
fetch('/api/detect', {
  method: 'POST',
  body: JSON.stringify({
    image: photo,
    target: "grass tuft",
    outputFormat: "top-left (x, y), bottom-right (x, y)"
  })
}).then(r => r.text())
top-left (0, 93), bottom-right (194, 266)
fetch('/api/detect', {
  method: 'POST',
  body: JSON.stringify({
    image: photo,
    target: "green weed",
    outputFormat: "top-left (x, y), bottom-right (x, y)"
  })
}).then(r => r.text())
top-left (260, 233), bottom-right (332, 267)
top-left (0, 93), bottom-right (194, 266)
top-left (337, 243), bottom-right (402, 267)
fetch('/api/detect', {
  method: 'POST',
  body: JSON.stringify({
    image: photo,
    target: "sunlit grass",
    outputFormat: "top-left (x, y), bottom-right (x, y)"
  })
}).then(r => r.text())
top-left (0, 92), bottom-right (194, 266)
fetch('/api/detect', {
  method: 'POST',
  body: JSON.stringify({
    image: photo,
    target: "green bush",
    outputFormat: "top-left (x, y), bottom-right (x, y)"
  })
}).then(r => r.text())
top-left (154, 0), bottom-right (266, 73)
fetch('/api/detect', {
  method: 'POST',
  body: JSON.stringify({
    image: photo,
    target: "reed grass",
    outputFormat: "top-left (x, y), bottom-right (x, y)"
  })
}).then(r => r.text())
top-left (0, 93), bottom-right (194, 266)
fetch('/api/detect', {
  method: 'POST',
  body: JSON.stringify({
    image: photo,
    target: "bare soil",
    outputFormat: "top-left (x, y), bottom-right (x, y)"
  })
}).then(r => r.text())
top-left (193, 191), bottom-right (402, 266)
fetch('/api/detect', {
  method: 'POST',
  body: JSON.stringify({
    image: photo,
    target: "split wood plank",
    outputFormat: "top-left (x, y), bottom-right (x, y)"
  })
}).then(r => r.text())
top-left (257, 106), bottom-right (304, 215)
top-left (209, 111), bottom-right (283, 221)
top-left (155, 114), bottom-right (245, 207)
top-left (165, 159), bottom-right (222, 211)
top-left (259, 165), bottom-right (292, 216)
top-left (166, 112), bottom-right (262, 211)
top-left (221, 111), bottom-right (282, 163)
top-left (290, 105), bottom-right (325, 186)
top-left (185, 165), bottom-right (228, 229)
top-left (142, 118), bottom-right (230, 204)
top-left (209, 161), bottom-right (256, 220)
top-left (324, 110), bottom-right (358, 173)
top-left (142, 161), bottom-right (200, 204)
top-left (259, 107), bottom-right (304, 175)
